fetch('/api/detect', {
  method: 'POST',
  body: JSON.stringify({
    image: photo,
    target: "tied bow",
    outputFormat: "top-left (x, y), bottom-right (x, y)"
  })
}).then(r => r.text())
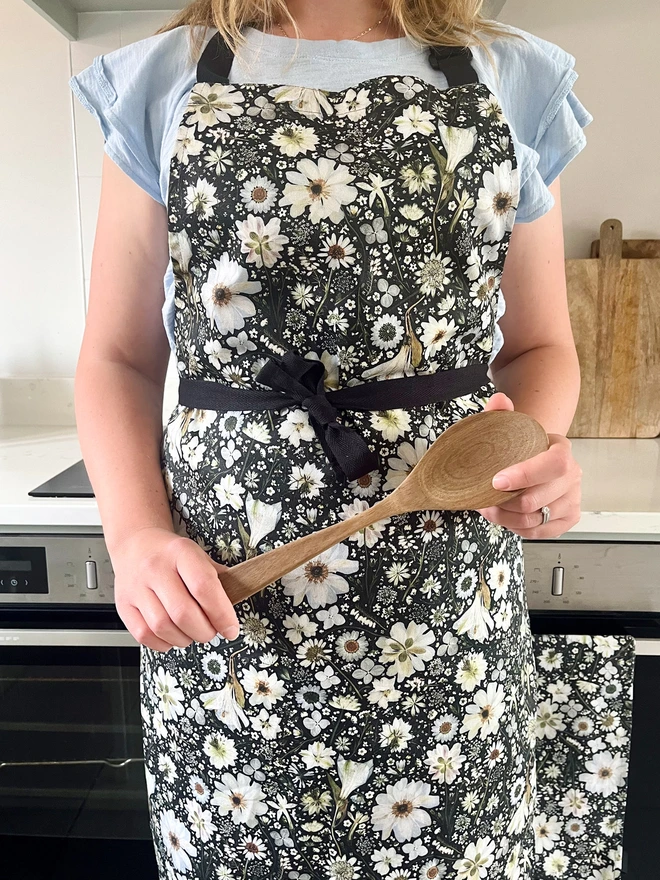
top-left (256, 352), bottom-right (379, 482)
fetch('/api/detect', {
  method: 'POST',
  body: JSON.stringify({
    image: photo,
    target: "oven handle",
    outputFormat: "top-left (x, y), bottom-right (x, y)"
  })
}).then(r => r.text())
top-left (630, 638), bottom-right (660, 656)
top-left (0, 629), bottom-right (139, 648)
top-left (1, 629), bottom-right (659, 654)
top-left (0, 757), bottom-right (144, 769)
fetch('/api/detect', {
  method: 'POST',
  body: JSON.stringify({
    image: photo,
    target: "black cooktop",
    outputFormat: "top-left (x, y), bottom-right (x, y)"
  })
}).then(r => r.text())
top-left (28, 459), bottom-right (94, 498)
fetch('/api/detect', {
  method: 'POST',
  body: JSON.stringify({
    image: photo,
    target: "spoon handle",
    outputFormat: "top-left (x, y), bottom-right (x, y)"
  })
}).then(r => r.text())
top-left (219, 495), bottom-right (396, 605)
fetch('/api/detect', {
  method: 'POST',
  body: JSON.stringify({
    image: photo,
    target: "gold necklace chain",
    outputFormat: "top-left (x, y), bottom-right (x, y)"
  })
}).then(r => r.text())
top-left (276, 12), bottom-right (386, 42)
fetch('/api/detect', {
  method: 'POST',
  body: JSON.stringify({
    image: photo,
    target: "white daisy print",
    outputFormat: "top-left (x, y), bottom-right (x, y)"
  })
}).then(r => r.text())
top-left (421, 315), bottom-right (459, 357)
top-left (211, 772), bottom-right (268, 827)
top-left (281, 542), bottom-right (358, 609)
top-left (384, 438), bottom-right (429, 490)
top-left (159, 810), bottom-right (197, 873)
top-left (319, 233), bottom-right (356, 268)
top-left (335, 631), bottom-right (369, 662)
top-left (288, 462), bottom-right (326, 497)
top-left (240, 175), bottom-right (277, 213)
top-left (472, 158), bottom-right (520, 242)
top-left (203, 731), bottom-right (237, 769)
top-left (416, 511), bottom-right (444, 542)
top-left (578, 750), bottom-right (627, 797)
top-left (371, 778), bottom-right (440, 841)
top-left (240, 665), bottom-right (286, 709)
top-left (279, 157), bottom-right (357, 224)
top-left (200, 252), bottom-right (260, 335)
top-left (461, 682), bottom-right (506, 740)
top-left (371, 314), bottom-right (404, 350)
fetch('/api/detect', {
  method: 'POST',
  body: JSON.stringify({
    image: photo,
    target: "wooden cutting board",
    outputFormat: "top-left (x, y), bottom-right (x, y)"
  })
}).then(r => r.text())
top-left (566, 219), bottom-right (660, 438)
top-left (590, 238), bottom-right (660, 259)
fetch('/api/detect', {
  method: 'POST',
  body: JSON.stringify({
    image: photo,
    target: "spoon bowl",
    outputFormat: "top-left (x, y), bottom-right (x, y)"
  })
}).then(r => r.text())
top-left (392, 408), bottom-right (550, 512)
top-left (219, 408), bottom-right (549, 605)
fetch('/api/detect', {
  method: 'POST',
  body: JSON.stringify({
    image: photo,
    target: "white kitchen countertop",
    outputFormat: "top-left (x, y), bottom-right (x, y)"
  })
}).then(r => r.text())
top-left (1, 424), bottom-right (659, 537)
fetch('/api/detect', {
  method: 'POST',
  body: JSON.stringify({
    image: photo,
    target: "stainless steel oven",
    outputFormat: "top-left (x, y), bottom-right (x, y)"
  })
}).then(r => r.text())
top-left (0, 529), bottom-right (156, 878)
top-left (1, 529), bottom-right (658, 877)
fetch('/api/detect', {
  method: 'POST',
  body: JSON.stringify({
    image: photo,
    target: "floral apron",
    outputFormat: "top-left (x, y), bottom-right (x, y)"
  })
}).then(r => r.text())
top-left (139, 28), bottom-right (540, 880)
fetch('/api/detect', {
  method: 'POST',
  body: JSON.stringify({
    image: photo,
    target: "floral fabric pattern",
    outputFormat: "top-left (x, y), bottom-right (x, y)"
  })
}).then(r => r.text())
top-left (530, 633), bottom-right (635, 880)
top-left (139, 62), bottom-right (547, 880)
top-left (167, 74), bottom-right (520, 384)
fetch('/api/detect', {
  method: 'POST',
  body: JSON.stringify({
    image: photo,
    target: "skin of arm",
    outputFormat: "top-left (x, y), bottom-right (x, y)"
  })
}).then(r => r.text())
top-left (75, 154), bottom-right (240, 650)
top-left (489, 176), bottom-right (582, 435)
top-left (75, 154), bottom-right (174, 554)
top-left (477, 176), bottom-right (584, 537)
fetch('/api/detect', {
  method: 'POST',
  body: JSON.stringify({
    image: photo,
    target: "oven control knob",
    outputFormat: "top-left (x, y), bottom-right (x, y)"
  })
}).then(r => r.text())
top-left (551, 565), bottom-right (564, 596)
top-left (85, 560), bottom-right (98, 590)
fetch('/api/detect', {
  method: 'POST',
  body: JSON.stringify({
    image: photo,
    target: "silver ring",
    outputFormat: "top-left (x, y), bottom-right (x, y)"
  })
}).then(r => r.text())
top-left (540, 505), bottom-right (551, 525)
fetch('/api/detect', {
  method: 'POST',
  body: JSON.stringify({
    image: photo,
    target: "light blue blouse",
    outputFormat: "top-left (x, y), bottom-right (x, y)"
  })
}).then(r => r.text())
top-left (69, 23), bottom-right (593, 361)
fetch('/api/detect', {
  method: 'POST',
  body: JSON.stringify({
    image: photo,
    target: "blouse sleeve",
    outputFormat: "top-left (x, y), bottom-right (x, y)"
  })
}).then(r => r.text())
top-left (68, 26), bottom-right (202, 207)
top-left (486, 24), bottom-right (594, 224)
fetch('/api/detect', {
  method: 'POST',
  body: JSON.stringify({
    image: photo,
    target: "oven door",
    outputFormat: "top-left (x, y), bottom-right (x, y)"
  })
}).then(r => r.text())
top-left (0, 604), bottom-right (147, 841)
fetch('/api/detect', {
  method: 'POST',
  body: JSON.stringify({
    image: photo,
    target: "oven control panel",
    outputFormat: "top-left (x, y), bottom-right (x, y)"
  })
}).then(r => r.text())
top-left (0, 535), bottom-right (114, 603)
top-left (522, 540), bottom-right (660, 613)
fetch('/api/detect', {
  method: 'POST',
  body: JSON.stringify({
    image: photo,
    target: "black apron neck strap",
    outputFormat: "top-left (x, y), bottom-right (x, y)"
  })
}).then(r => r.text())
top-left (196, 30), bottom-right (479, 87)
top-left (427, 44), bottom-right (479, 86)
top-left (197, 30), bottom-right (234, 84)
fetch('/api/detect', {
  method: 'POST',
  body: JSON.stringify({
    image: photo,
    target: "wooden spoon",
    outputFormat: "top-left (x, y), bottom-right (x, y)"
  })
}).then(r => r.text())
top-left (219, 409), bottom-right (548, 604)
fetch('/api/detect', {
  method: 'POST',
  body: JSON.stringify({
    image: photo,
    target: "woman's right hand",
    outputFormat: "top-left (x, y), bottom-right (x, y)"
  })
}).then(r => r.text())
top-left (110, 527), bottom-right (240, 653)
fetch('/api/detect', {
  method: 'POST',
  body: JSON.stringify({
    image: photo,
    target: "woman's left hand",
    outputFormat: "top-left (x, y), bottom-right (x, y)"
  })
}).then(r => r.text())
top-left (475, 392), bottom-right (583, 539)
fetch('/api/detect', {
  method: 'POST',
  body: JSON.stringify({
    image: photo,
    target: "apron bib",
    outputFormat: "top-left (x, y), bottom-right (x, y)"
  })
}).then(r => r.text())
top-left (140, 29), bottom-right (539, 879)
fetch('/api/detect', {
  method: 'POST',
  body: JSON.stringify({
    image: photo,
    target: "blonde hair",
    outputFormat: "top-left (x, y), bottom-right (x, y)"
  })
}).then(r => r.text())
top-left (154, 0), bottom-right (525, 73)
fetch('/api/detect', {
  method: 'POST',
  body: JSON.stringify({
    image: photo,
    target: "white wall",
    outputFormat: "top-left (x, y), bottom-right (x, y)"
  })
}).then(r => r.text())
top-left (1, 0), bottom-right (658, 404)
top-left (499, 0), bottom-right (660, 252)
top-left (0, 0), bottom-right (85, 381)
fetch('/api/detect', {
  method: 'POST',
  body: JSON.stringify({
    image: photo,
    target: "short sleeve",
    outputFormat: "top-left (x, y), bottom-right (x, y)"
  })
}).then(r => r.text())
top-left (478, 24), bottom-right (594, 224)
top-left (69, 25), bottom-right (204, 207)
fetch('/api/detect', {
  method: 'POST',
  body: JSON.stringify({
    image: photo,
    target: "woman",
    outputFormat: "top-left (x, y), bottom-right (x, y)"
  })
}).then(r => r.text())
top-left (70, 1), bottom-right (590, 876)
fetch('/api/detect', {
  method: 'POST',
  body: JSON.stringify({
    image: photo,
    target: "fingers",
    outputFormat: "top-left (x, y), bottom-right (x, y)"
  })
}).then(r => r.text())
top-left (175, 542), bottom-right (240, 641)
top-left (487, 477), bottom-right (567, 514)
top-left (485, 392), bottom-right (514, 410)
top-left (478, 495), bottom-right (571, 533)
top-left (152, 572), bottom-right (221, 645)
top-left (138, 588), bottom-right (196, 649)
top-left (119, 602), bottom-right (175, 653)
top-left (492, 438), bottom-right (577, 491)
top-left (113, 532), bottom-right (241, 651)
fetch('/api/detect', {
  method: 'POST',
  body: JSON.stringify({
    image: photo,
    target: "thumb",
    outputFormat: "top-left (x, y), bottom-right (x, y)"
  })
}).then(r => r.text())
top-left (483, 391), bottom-right (514, 411)
top-left (209, 558), bottom-right (230, 578)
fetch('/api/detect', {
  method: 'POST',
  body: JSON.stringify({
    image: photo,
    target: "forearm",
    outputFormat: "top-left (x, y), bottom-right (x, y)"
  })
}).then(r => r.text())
top-left (490, 343), bottom-right (581, 437)
top-left (74, 358), bottom-right (174, 556)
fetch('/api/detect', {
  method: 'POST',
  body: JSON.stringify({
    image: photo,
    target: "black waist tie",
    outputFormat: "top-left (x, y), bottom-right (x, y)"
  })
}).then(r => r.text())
top-left (178, 351), bottom-right (490, 482)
